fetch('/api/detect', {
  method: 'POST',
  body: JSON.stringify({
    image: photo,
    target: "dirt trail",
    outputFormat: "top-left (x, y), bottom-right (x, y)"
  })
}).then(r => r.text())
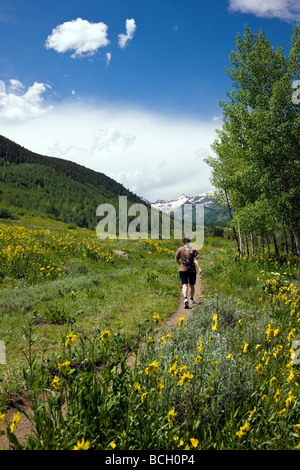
top-left (0, 277), bottom-right (203, 450)
top-left (164, 275), bottom-right (203, 330)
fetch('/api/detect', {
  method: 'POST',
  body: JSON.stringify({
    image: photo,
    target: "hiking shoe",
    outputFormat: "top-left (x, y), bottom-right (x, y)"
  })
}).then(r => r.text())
top-left (184, 298), bottom-right (189, 309)
top-left (190, 298), bottom-right (196, 305)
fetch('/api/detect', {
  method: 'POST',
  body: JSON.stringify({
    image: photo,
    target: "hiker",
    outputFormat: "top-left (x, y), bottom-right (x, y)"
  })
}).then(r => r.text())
top-left (175, 236), bottom-right (202, 309)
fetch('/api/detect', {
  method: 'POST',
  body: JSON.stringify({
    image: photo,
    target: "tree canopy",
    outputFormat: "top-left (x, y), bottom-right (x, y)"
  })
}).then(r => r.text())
top-left (205, 24), bottom-right (300, 274)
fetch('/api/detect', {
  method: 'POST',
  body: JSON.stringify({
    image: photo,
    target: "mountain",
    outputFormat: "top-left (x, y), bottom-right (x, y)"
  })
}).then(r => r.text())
top-left (151, 194), bottom-right (231, 227)
top-left (0, 135), bottom-right (146, 229)
top-left (0, 135), bottom-right (230, 230)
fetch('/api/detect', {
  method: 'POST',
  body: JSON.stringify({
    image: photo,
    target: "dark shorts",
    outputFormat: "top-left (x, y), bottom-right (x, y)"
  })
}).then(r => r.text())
top-left (179, 270), bottom-right (196, 285)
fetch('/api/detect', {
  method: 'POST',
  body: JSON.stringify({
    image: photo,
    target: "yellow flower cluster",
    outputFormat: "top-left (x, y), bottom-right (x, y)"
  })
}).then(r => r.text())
top-left (140, 239), bottom-right (174, 256)
top-left (0, 224), bottom-right (117, 283)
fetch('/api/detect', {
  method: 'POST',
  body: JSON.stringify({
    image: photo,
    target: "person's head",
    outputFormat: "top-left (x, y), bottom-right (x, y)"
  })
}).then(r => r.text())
top-left (183, 236), bottom-right (190, 245)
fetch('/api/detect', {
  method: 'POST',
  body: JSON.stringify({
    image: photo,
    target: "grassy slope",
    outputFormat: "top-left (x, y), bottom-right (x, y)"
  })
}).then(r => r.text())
top-left (0, 214), bottom-right (180, 393)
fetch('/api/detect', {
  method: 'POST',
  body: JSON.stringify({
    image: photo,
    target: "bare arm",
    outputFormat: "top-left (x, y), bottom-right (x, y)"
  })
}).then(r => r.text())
top-left (194, 258), bottom-right (203, 275)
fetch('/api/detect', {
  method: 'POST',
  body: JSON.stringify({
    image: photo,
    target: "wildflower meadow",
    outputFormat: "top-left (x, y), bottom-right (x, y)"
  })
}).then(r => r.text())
top-left (0, 217), bottom-right (300, 450)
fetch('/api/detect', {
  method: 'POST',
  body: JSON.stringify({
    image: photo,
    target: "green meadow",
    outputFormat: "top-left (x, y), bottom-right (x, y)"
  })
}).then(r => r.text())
top-left (0, 214), bottom-right (300, 450)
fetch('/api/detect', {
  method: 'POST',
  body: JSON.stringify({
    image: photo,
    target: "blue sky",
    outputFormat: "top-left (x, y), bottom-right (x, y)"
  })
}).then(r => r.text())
top-left (0, 0), bottom-right (299, 201)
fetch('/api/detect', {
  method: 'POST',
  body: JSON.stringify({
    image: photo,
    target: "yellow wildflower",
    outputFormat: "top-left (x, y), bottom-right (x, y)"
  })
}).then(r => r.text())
top-left (156, 380), bottom-right (164, 395)
top-left (100, 329), bottom-right (111, 342)
top-left (168, 408), bottom-right (177, 428)
top-left (147, 335), bottom-right (154, 345)
top-left (288, 368), bottom-right (295, 384)
top-left (286, 390), bottom-right (296, 408)
top-left (190, 438), bottom-right (199, 448)
top-left (273, 345), bottom-right (283, 358)
top-left (211, 314), bottom-right (218, 332)
top-left (153, 312), bottom-right (162, 327)
top-left (133, 382), bottom-right (142, 394)
top-left (0, 413), bottom-right (5, 426)
top-left (194, 355), bottom-right (202, 364)
top-left (294, 424), bottom-right (300, 435)
top-left (10, 412), bottom-right (21, 433)
top-left (178, 371), bottom-right (193, 387)
top-left (243, 342), bottom-right (249, 353)
top-left (65, 332), bottom-right (77, 347)
top-left (270, 376), bottom-right (276, 387)
top-left (141, 392), bottom-right (148, 402)
top-left (169, 361), bottom-right (178, 378)
top-left (274, 389), bottom-right (281, 402)
top-left (145, 360), bottom-right (159, 376)
top-left (288, 328), bottom-right (296, 343)
top-left (248, 407), bottom-right (256, 419)
top-left (73, 438), bottom-right (90, 450)
top-left (178, 316), bottom-right (185, 328)
top-left (52, 375), bottom-right (61, 390)
top-left (58, 360), bottom-right (71, 375)
top-left (226, 354), bottom-right (233, 360)
top-left (110, 442), bottom-right (116, 449)
top-left (236, 421), bottom-right (250, 438)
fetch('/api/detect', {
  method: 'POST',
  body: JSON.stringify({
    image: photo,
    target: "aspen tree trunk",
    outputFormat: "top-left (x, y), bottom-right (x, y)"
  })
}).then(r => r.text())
top-left (292, 229), bottom-right (300, 277)
top-left (273, 233), bottom-right (279, 256)
top-left (224, 189), bottom-right (240, 253)
top-left (283, 225), bottom-right (289, 256)
top-left (237, 222), bottom-right (244, 257)
top-left (250, 231), bottom-right (255, 257)
top-left (290, 228), bottom-right (297, 257)
top-left (245, 232), bottom-right (249, 259)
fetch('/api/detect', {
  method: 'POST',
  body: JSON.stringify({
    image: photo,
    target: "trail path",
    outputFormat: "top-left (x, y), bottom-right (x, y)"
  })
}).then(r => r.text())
top-left (0, 277), bottom-right (203, 450)
top-left (164, 275), bottom-right (203, 330)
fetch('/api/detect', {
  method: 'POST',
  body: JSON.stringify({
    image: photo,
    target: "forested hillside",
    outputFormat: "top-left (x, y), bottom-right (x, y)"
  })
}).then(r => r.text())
top-left (205, 25), bottom-right (300, 275)
top-left (0, 135), bottom-right (145, 229)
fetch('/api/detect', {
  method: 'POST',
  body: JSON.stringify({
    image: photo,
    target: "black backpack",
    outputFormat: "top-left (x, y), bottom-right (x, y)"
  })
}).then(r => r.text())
top-left (184, 250), bottom-right (195, 270)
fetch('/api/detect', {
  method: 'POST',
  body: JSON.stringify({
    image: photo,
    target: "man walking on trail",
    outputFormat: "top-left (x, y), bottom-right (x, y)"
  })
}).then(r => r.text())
top-left (175, 236), bottom-right (203, 309)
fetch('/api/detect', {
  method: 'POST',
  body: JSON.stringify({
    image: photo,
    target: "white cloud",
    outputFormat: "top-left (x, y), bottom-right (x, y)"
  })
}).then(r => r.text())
top-left (228, 0), bottom-right (300, 21)
top-left (118, 19), bottom-right (136, 49)
top-left (45, 18), bottom-right (110, 58)
top-left (90, 127), bottom-right (136, 153)
top-left (9, 79), bottom-right (24, 91)
top-left (0, 80), bottom-right (6, 94)
top-left (0, 101), bottom-right (216, 201)
top-left (105, 52), bottom-right (112, 66)
top-left (0, 80), bottom-right (52, 120)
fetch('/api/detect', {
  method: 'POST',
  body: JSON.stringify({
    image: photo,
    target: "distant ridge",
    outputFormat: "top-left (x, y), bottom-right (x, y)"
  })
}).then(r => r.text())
top-left (0, 135), bottom-right (141, 202)
top-left (0, 135), bottom-right (146, 228)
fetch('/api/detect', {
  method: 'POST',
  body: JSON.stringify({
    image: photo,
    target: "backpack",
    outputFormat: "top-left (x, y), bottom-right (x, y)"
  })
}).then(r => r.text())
top-left (184, 250), bottom-right (195, 270)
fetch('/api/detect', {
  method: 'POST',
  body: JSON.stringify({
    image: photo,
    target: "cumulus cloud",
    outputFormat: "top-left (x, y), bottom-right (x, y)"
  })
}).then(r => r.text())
top-left (228, 0), bottom-right (300, 21)
top-left (45, 18), bottom-right (110, 58)
top-left (118, 19), bottom-right (136, 48)
top-left (0, 102), bottom-right (215, 200)
top-left (0, 79), bottom-right (52, 120)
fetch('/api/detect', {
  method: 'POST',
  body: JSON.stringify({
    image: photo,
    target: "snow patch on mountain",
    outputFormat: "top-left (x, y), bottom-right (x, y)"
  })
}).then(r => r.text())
top-left (150, 193), bottom-right (216, 214)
